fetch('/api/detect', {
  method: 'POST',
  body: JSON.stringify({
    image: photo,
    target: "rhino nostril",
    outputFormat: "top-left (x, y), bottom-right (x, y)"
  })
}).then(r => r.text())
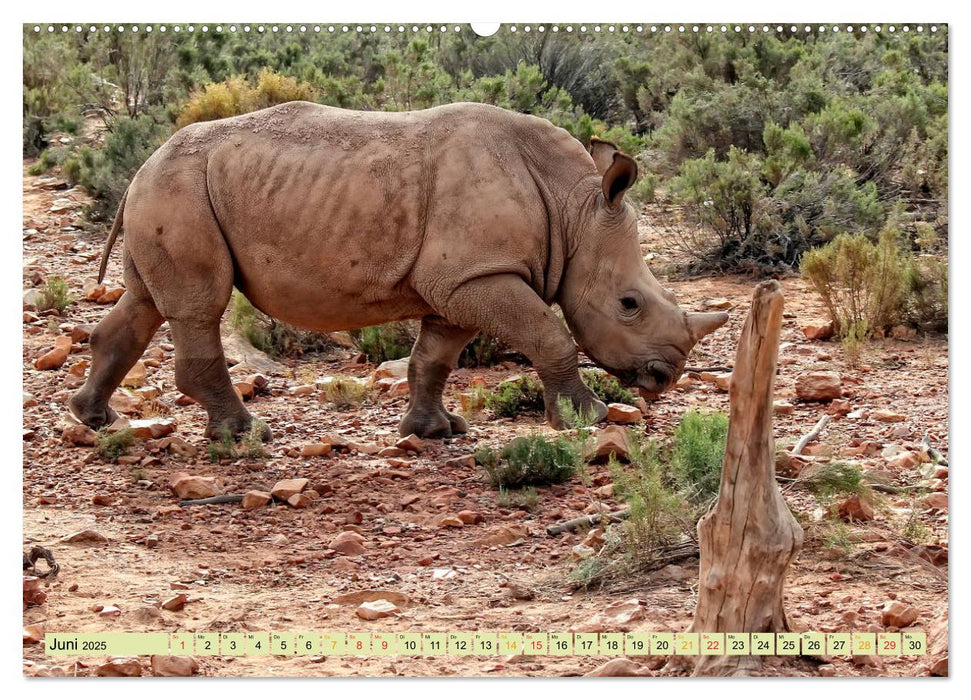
top-left (649, 368), bottom-right (670, 387)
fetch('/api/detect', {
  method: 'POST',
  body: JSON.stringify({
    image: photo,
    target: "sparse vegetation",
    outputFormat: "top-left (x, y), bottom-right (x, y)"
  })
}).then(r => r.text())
top-left (671, 410), bottom-right (729, 501)
top-left (239, 420), bottom-right (269, 460)
top-left (458, 385), bottom-right (490, 420)
top-left (37, 275), bottom-right (73, 313)
top-left (229, 291), bottom-right (334, 358)
top-left (581, 369), bottom-right (637, 406)
top-left (320, 375), bottom-right (369, 409)
top-left (802, 461), bottom-right (869, 501)
top-left (485, 375), bottom-right (545, 418)
top-left (208, 427), bottom-right (237, 463)
top-left (818, 520), bottom-right (856, 558)
top-left (95, 428), bottom-right (136, 463)
top-left (496, 486), bottom-right (540, 511)
top-left (351, 322), bottom-right (415, 364)
top-left (476, 433), bottom-right (580, 489)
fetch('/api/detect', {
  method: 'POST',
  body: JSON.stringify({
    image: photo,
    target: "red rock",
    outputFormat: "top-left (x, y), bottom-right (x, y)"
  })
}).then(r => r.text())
top-left (584, 658), bottom-right (652, 677)
top-left (124, 417), bottom-right (176, 439)
top-left (96, 287), bottom-right (125, 304)
top-left (96, 657), bottom-right (142, 677)
top-left (355, 600), bottom-right (400, 620)
top-left (457, 510), bottom-right (482, 525)
top-left (35, 346), bottom-right (68, 370)
top-left (121, 361), bottom-right (147, 388)
top-left (606, 403), bottom-right (641, 423)
top-left (23, 577), bottom-right (47, 608)
top-left (71, 324), bottom-right (94, 343)
top-left (62, 424), bottom-right (97, 446)
top-left (387, 378), bottom-right (410, 398)
top-left (161, 594), bottom-right (188, 611)
top-left (773, 401), bottom-right (794, 415)
top-left (396, 433), bottom-right (424, 453)
top-left (150, 655), bottom-right (199, 677)
top-left (591, 425), bottom-right (631, 462)
top-left (802, 320), bottom-right (834, 341)
top-left (372, 357), bottom-right (409, 381)
top-left (881, 600), bottom-right (919, 628)
top-left (169, 474), bottom-right (219, 500)
top-left (300, 442), bottom-right (332, 457)
top-left (242, 490), bottom-right (272, 510)
top-left (436, 515), bottom-right (464, 528)
top-left (157, 436), bottom-right (197, 458)
top-left (334, 590), bottom-right (410, 607)
top-left (837, 494), bottom-right (874, 522)
top-left (68, 360), bottom-right (88, 377)
top-left (474, 526), bottom-right (526, 547)
top-left (329, 531), bottom-right (367, 556)
top-left (922, 492), bottom-right (948, 512)
top-left (828, 399), bottom-right (852, 416)
top-left (928, 656), bottom-right (948, 676)
top-left (872, 409), bottom-right (906, 423)
top-left (60, 529), bottom-right (108, 545)
top-left (99, 605), bottom-right (122, 617)
top-left (289, 384), bottom-right (315, 396)
top-left (233, 381), bottom-right (255, 400)
top-left (287, 493), bottom-right (312, 509)
top-left (23, 623), bottom-right (44, 645)
top-left (795, 371), bottom-right (842, 402)
top-left (445, 455), bottom-right (476, 469)
top-left (888, 451), bottom-right (918, 469)
top-left (83, 283), bottom-right (106, 302)
top-left (271, 478), bottom-right (309, 501)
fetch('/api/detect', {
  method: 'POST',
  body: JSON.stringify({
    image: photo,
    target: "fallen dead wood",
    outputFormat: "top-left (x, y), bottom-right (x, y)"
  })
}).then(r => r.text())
top-left (922, 434), bottom-right (948, 466)
top-left (791, 414), bottom-right (831, 456)
top-left (546, 508), bottom-right (630, 536)
top-left (179, 494), bottom-right (245, 507)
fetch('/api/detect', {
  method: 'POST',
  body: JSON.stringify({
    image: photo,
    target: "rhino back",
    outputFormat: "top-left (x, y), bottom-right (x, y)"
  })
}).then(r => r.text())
top-left (152, 102), bottom-right (583, 329)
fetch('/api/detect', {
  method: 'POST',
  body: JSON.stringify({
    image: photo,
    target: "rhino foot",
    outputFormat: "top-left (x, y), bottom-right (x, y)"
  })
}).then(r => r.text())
top-left (205, 413), bottom-right (272, 442)
top-left (68, 392), bottom-right (119, 431)
top-left (399, 407), bottom-right (467, 439)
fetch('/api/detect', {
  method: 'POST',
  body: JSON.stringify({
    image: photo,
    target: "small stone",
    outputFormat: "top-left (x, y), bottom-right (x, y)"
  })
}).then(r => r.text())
top-left (890, 325), bottom-right (917, 340)
top-left (121, 361), bottom-right (147, 388)
top-left (289, 384), bottom-right (315, 396)
top-left (300, 442), bottom-right (332, 457)
top-left (474, 526), bottom-right (526, 547)
top-left (125, 418), bottom-right (175, 439)
top-left (436, 515), bottom-right (465, 528)
top-left (23, 392), bottom-right (38, 408)
top-left (96, 288), bottom-right (125, 304)
top-left (928, 656), bottom-right (948, 676)
top-left (713, 372), bottom-right (732, 392)
top-left (83, 283), bottom-right (106, 301)
top-left (71, 324), bottom-right (94, 343)
top-left (60, 529), bottom-right (108, 545)
top-left (572, 544), bottom-right (596, 560)
top-left (150, 655), bottom-right (199, 677)
top-left (355, 600), bottom-right (400, 620)
top-left (161, 594), bottom-right (188, 611)
top-left (157, 436), bottom-right (197, 458)
top-left (828, 399), bottom-right (852, 416)
top-left (795, 371), bottom-right (842, 402)
top-left (145, 534), bottom-right (160, 549)
top-left (922, 492), bottom-right (948, 512)
top-left (96, 657), bottom-right (142, 677)
top-left (287, 493), bottom-right (312, 508)
top-left (62, 424), bottom-right (97, 446)
top-left (872, 409), bottom-right (906, 423)
top-left (233, 381), bottom-right (255, 400)
top-left (99, 605), bottom-right (122, 617)
top-left (387, 378), bottom-right (410, 398)
top-left (372, 357), bottom-right (410, 381)
top-left (457, 510), bottom-right (482, 525)
top-left (888, 451), bottom-right (918, 469)
top-left (703, 297), bottom-right (733, 310)
top-left (837, 494), bottom-right (875, 522)
top-left (271, 478), bottom-right (309, 501)
top-left (271, 533), bottom-right (289, 547)
top-left (773, 401), bottom-right (794, 415)
top-left (169, 474), bottom-right (219, 500)
top-left (395, 433), bottom-right (424, 453)
top-left (35, 346), bottom-right (68, 370)
top-left (242, 490), bottom-right (272, 510)
top-left (445, 455), bottom-right (476, 469)
top-left (606, 403), bottom-right (641, 423)
top-left (802, 320), bottom-right (834, 341)
top-left (329, 531), bottom-right (367, 556)
top-left (334, 590), bottom-right (410, 607)
top-left (92, 494), bottom-right (114, 506)
top-left (590, 425), bottom-right (631, 462)
top-left (881, 600), bottom-right (919, 628)
top-left (582, 527), bottom-right (605, 549)
top-left (23, 624), bottom-right (45, 645)
top-left (584, 658), bottom-right (652, 677)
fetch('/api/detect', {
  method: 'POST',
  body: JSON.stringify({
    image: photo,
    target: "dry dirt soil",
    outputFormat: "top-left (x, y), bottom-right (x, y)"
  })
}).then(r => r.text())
top-left (22, 162), bottom-right (948, 678)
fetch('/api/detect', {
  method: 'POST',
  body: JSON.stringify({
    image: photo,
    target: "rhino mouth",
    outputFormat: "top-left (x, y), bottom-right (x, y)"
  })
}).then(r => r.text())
top-left (600, 360), bottom-right (680, 399)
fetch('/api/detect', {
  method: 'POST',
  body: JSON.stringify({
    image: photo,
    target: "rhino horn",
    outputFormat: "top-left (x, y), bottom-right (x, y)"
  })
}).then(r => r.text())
top-left (687, 311), bottom-right (729, 341)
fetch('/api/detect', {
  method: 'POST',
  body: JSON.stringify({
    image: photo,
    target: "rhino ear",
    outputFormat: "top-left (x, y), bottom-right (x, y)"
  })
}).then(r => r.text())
top-left (588, 137), bottom-right (618, 176)
top-left (602, 152), bottom-right (638, 207)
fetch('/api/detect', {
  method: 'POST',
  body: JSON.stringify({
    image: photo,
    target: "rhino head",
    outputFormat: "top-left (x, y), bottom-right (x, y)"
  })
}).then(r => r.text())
top-left (557, 139), bottom-right (728, 398)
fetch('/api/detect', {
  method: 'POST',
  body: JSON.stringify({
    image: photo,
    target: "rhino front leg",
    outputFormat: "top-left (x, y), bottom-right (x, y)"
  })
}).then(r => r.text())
top-left (433, 275), bottom-right (606, 430)
top-left (398, 316), bottom-right (477, 438)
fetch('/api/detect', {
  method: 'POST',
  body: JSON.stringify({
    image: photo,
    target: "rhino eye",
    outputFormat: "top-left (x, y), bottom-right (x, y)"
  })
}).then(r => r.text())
top-left (620, 297), bottom-right (639, 311)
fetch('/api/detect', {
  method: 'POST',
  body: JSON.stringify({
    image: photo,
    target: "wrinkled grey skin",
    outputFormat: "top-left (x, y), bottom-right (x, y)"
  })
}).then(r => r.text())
top-left (70, 102), bottom-right (727, 440)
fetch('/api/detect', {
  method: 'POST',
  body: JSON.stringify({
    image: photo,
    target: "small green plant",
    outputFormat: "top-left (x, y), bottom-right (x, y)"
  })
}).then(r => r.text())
top-left (496, 486), bottom-right (540, 511)
top-left (803, 461), bottom-right (869, 500)
top-left (841, 320), bottom-right (867, 366)
top-left (902, 504), bottom-right (932, 544)
top-left (37, 275), bottom-right (74, 313)
top-left (581, 369), bottom-right (637, 406)
top-left (459, 385), bottom-right (490, 420)
top-left (208, 427), bottom-right (237, 463)
top-left (819, 520), bottom-right (856, 557)
top-left (320, 375), bottom-right (369, 409)
top-left (95, 428), bottom-right (136, 463)
top-left (239, 420), bottom-right (269, 459)
top-left (351, 322), bottom-right (415, 364)
top-left (671, 411), bottom-right (729, 501)
top-left (485, 375), bottom-right (545, 418)
top-left (477, 433), bottom-right (580, 488)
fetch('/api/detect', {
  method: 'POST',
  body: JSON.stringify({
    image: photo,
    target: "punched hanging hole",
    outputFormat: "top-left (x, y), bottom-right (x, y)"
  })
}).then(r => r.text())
top-left (470, 23), bottom-right (501, 37)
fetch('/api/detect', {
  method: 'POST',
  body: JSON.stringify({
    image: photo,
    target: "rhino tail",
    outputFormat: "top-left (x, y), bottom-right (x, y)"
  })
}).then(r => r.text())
top-left (97, 187), bottom-right (128, 284)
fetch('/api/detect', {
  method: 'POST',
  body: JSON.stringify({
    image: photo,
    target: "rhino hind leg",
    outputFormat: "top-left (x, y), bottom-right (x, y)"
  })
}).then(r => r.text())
top-left (430, 275), bottom-right (607, 431)
top-left (69, 258), bottom-right (164, 429)
top-left (398, 316), bottom-right (477, 439)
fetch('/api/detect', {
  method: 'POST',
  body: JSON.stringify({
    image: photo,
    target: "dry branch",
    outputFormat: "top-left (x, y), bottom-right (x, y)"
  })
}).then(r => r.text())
top-left (791, 414), bottom-right (831, 456)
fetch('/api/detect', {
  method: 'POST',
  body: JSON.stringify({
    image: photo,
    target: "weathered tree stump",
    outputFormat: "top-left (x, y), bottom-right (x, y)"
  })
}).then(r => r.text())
top-left (689, 280), bottom-right (803, 677)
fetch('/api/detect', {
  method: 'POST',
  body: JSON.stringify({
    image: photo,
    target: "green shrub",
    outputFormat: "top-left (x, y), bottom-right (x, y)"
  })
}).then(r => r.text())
top-left (239, 420), bottom-right (269, 459)
top-left (95, 428), bottom-right (136, 463)
top-left (903, 256), bottom-right (948, 332)
top-left (176, 68), bottom-right (316, 128)
top-left (801, 230), bottom-right (908, 337)
top-left (803, 461), bottom-right (869, 500)
top-left (671, 410), bottom-right (729, 501)
top-left (581, 369), bottom-right (636, 406)
top-left (208, 427), bottom-right (237, 462)
top-left (351, 322), bottom-right (415, 364)
top-left (476, 433), bottom-right (579, 488)
top-left (230, 291), bottom-right (334, 358)
top-left (485, 375), bottom-right (545, 418)
top-left (496, 486), bottom-right (540, 511)
top-left (37, 276), bottom-right (74, 314)
top-left (320, 375), bottom-right (369, 409)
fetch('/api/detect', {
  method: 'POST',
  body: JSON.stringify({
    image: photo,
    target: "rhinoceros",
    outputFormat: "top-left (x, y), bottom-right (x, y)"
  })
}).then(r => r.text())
top-left (69, 101), bottom-right (727, 440)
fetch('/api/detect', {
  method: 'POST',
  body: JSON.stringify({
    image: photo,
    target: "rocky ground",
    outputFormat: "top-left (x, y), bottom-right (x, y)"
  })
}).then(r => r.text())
top-left (22, 162), bottom-right (948, 677)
